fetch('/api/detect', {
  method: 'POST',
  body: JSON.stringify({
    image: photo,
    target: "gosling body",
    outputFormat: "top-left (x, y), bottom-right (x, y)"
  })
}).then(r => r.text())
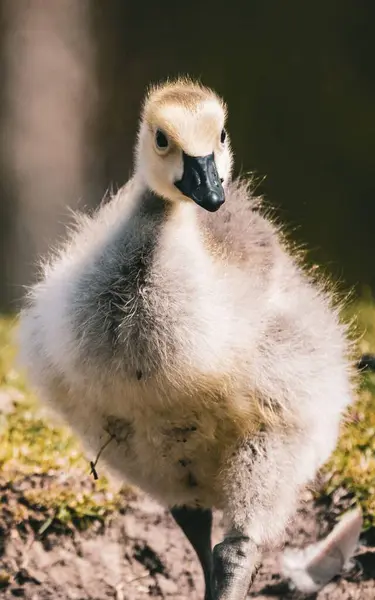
top-left (18, 79), bottom-right (354, 599)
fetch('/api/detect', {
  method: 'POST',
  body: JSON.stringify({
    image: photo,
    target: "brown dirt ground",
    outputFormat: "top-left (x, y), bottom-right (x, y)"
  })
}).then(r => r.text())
top-left (0, 486), bottom-right (374, 600)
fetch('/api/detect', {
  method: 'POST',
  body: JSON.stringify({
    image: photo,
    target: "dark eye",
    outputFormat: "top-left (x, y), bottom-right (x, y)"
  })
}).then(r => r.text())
top-left (155, 129), bottom-right (169, 150)
top-left (220, 128), bottom-right (226, 144)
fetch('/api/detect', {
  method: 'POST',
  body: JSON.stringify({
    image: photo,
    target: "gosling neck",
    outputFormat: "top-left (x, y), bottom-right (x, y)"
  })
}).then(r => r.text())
top-left (133, 172), bottom-right (198, 224)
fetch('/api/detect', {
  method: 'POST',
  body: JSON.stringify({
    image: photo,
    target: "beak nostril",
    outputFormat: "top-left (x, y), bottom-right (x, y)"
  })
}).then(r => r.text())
top-left (220, 178), bottom-right (224, 183)
top-left (193, 170), bottom-right (201, 187)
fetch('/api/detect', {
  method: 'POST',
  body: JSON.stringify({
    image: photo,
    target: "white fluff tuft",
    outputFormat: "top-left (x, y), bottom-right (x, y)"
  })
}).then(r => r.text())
top-left (281, 507), bottom-right (363, 593)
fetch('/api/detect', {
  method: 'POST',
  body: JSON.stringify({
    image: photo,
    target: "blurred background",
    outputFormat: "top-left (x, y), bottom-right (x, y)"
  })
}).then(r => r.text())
top-left (0, 0), bottom-right (375, 312)
top-left (1, 4), bottom-right (375, 595)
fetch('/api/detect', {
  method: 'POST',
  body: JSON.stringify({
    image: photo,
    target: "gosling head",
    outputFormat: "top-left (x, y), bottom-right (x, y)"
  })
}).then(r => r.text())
top-left (135, 78), bottom-right (233, 212)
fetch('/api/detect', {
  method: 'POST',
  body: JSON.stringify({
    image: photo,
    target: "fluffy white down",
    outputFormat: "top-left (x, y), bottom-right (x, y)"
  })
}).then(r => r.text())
top-left (17, 81), bottom-right (355, 550)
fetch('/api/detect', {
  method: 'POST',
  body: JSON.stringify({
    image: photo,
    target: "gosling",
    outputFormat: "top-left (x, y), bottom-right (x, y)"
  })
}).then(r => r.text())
top-left (18, 78), bottom-right (354, 600)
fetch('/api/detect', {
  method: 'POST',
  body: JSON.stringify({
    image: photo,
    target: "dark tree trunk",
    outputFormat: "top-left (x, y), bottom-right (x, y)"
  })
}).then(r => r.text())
top-left (0, 0), bottom-right (95, 312)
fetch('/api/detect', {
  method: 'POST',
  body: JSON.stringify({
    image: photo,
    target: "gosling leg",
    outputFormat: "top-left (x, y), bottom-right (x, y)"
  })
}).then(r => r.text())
top-left (213, 431), bottom-right (307, 599)
top-left (213, 534), bottom-right (260, 600)
top-left (171, 505), bottom-right (214, 600)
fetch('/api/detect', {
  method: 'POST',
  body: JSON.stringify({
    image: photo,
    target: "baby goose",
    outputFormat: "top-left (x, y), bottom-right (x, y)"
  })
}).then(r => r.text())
top-left (18, 78), bottom-right (354, 600)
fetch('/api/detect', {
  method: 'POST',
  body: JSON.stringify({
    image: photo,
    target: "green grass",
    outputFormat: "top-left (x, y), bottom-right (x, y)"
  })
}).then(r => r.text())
top-left (322, 292), bottom-right (375, 528)
top-left (1, 296), bottom-right (375, 532)
top-left (0, 318), bottom-right (127, 533)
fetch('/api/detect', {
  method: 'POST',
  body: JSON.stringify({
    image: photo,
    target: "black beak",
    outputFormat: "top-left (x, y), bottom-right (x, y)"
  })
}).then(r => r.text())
top-left (174, 152), bottom-right (225, 212)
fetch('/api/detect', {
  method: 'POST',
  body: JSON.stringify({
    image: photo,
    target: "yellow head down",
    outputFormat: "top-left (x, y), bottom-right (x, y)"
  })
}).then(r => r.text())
top-left (135, 78), bottom-right (233, 212)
